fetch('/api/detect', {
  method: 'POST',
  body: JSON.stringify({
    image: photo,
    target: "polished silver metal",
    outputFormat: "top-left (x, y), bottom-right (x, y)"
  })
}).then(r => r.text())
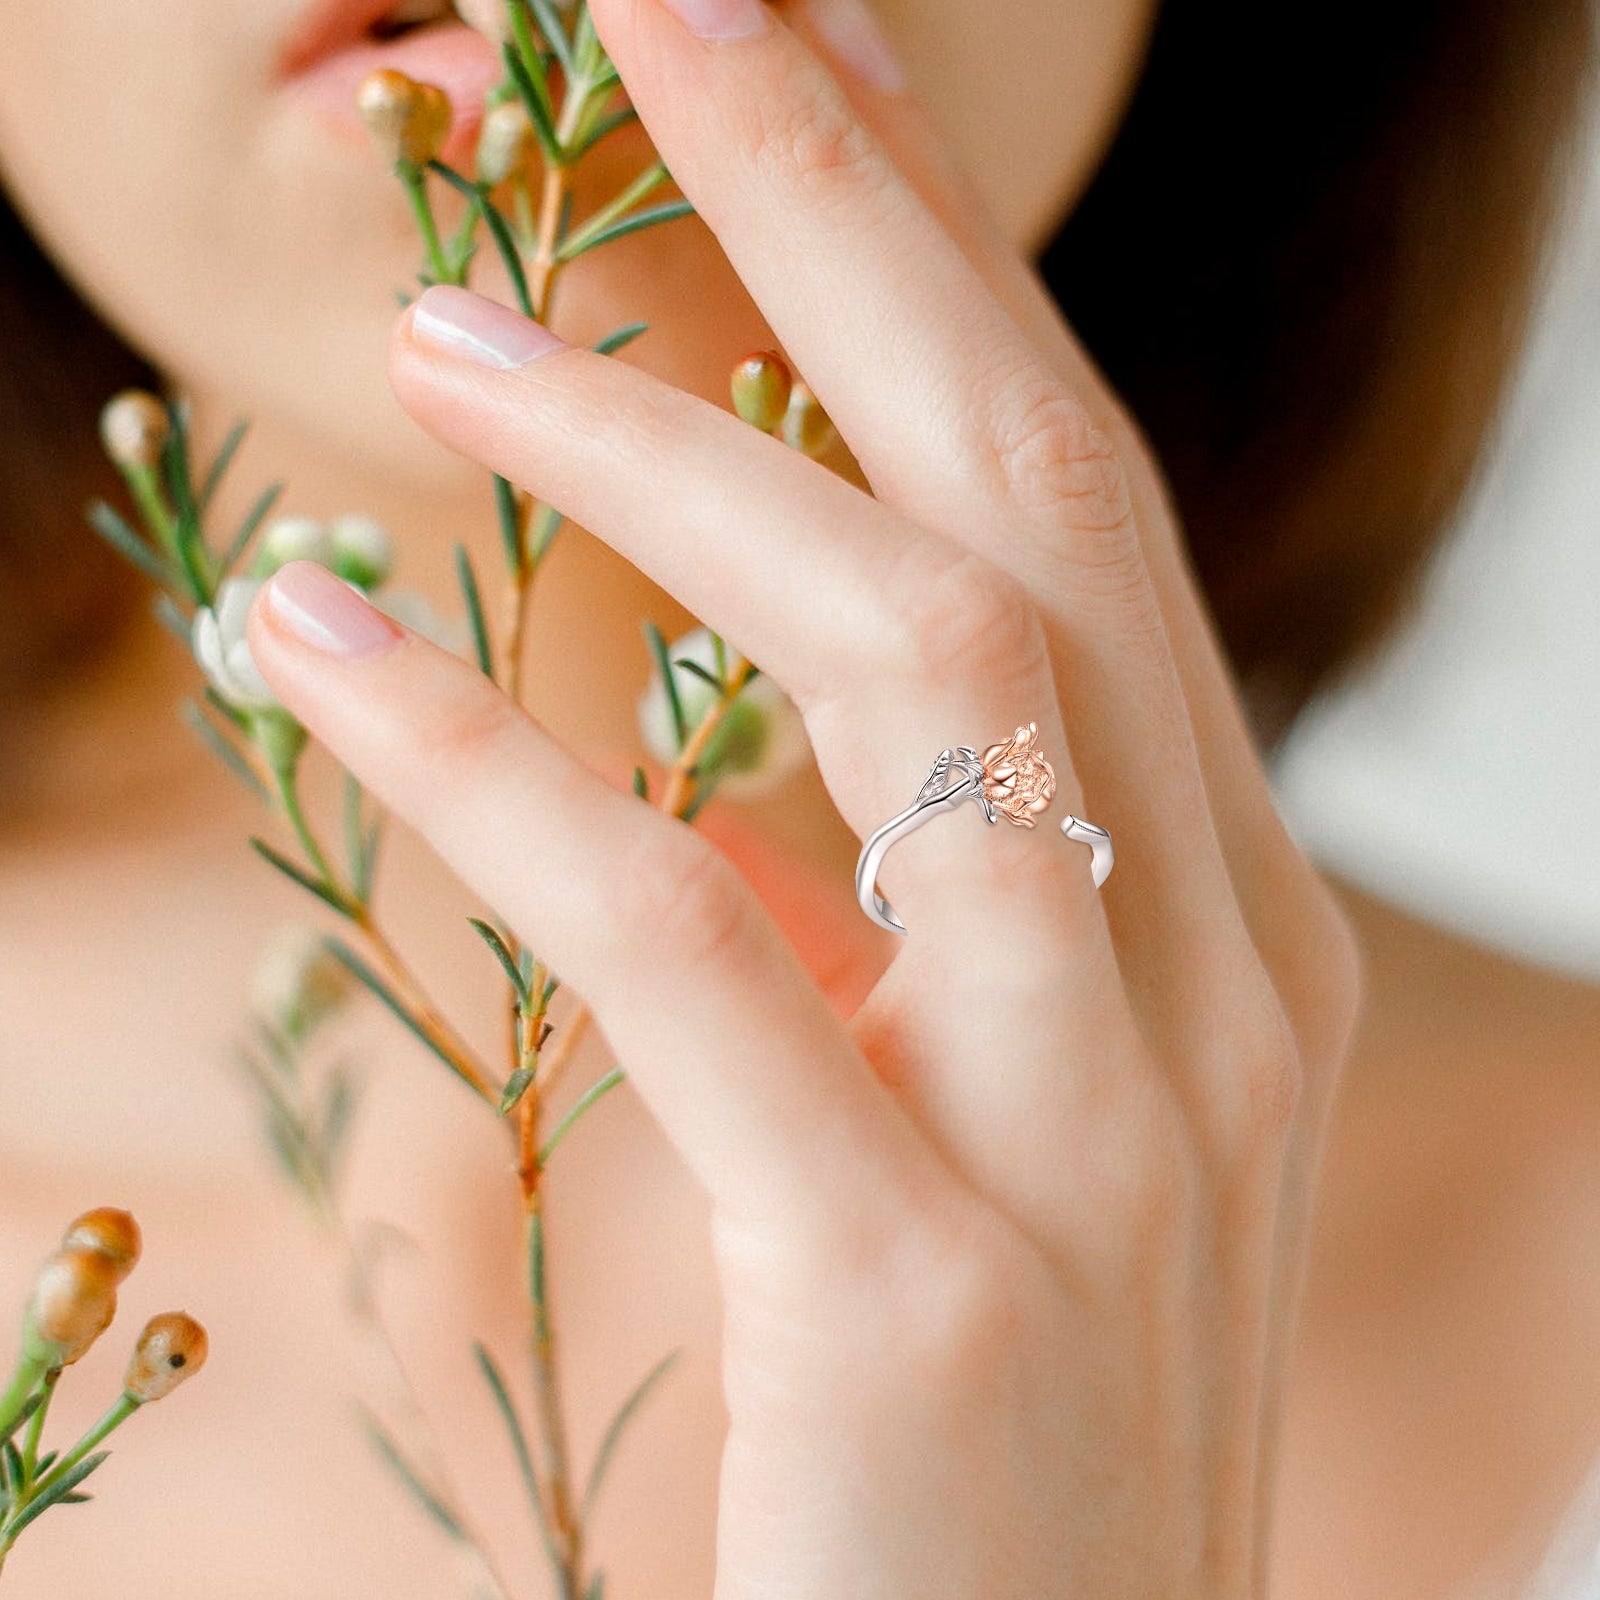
top-left (855, 742), bottom-right (1113, 936)
top-left (855, 747), bottom-right (993, 935)
top-left (1060, 814), bottom-right (1115, 889)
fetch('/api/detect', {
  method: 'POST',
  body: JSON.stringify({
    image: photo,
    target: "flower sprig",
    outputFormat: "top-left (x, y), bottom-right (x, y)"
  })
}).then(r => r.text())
top-left (0, 1212), bottom-right (207, 1580)
top-left (80, 2), bottom-right (819, 1594)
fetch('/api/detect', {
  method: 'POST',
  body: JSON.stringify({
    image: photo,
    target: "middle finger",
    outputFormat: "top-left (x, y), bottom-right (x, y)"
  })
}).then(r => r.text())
top-left (390, 286), bottom-right (1117, 970)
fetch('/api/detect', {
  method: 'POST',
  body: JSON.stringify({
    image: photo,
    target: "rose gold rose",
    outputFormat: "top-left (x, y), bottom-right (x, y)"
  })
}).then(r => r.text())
top-left (979, 722), bottom-right (1056, 827)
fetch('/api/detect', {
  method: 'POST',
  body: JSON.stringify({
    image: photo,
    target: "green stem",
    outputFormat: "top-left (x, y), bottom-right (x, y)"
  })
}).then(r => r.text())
top-left (18, 1371), bottom-right (57, 1494)
top-left (512, 171), bottom-right (538, 245)
top-left (276, 764), bottom-right (339, 895)
top-left (399, 164), bottom-right (450, 283)
top-left (28, 1393), bottom-right (138, 1502)
top-left (0, 1355), bottom-right (47, 1447)
top-left (526, 1207), bottom-right (582, 1600)
top-left (125, 463), bottom-right (177, 555)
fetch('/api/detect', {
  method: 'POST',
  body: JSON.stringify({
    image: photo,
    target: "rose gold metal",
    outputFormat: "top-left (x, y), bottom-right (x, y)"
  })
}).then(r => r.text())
top-left (978, 721), bottom-right (1056, 827)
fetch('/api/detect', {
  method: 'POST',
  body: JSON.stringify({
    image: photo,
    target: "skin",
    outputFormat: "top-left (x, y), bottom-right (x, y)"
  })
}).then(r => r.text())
top-left (0, 0), bottom-right (1597, 1595)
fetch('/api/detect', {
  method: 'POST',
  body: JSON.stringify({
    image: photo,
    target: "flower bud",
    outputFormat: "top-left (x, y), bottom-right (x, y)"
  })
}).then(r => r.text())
top-left (408, 82), bottom-right (453, 167)
top-left (251, 924), bottom-right (354, 1042)
top-left (636, 626), bottom-right (810, 800)
top-left (476, 98), bottom-right (535, 187)
top-left (24, 1247), bottom-right (119, 1367)
top-left (779, 380), bottom-right (837, 460)
top-left (61, 1209), bottom-right (142, 1283)
top-left (250, 707), bottom-right (310, 776)
top-left (252, 514), bottom-right (334, 577)
top-left (357, 69), bottom-right (451, 166)
top-left (327, 513), bottom-right (393, 589)
top-left (99, 391), bottom-right (170, 470)
top-left (453, 0), bottom-right (512, 42)
top-left (730, 352), bottom-right (793, 433)
top-left (124, 1313), bottom-right (209, 1404)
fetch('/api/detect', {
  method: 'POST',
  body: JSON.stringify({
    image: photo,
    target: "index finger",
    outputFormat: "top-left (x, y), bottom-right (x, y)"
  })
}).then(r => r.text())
top-left (246, 560), bottom-right (932, 1238)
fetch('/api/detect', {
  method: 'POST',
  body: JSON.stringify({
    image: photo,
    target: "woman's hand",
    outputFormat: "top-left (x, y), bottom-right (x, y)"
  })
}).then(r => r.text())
top-left (248, 0), bottom-right (1363, 1592)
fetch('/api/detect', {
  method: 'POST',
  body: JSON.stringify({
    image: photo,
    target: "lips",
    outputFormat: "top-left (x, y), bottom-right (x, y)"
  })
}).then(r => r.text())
top-left (280, 0), bottom-right (502, 165)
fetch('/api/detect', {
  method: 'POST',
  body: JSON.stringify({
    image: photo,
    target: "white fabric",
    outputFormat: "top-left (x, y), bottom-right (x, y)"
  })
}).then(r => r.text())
top-left (1267, 86), bottom-right (1600, 986)
top-left (1521, 1452), bottom-right (1600, 1600)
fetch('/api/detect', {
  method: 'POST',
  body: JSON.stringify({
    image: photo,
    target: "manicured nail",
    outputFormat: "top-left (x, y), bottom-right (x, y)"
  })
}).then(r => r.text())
top-left (656, 0), bottom-right (772, 43)
top-left (410, 285), bottom-right (565, 370)
top-left (802, 0), bottom-right (904, 92)
top-left (265, 561), bottom-right (403, 658)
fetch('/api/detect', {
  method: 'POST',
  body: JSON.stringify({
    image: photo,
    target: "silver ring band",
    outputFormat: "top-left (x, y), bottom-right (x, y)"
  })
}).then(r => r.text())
top-left (854, 723), bottom-right (1112, 936)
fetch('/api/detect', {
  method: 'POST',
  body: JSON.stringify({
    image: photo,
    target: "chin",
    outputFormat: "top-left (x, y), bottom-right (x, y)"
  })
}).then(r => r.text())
top-left (0, 0), bottom-right (766, 505)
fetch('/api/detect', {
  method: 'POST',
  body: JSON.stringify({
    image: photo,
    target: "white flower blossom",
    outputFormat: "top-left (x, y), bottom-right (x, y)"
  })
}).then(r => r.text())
top-left (328, 513), bottom-right (394, 589)
top-left (250, 923), bottom-right (355, 1042)
top-left (193, 578), bottom-right (277, 712)
top-left (254, 515), bottom-right (335, 576)
top-left (371, 587), bottom-right (473, 660)
top-left (636, 626), bottom-right (810, 800)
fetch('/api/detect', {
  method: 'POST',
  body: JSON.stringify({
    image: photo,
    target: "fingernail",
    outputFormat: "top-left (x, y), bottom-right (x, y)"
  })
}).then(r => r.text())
top-left (656, 0), bottom-right (772, 43)
top-left (410, 285), bottom-right (565, 370)
top-left (265, 561), bottom-right (403, 658)
top-left (802, 0), bottom-right (904, 92)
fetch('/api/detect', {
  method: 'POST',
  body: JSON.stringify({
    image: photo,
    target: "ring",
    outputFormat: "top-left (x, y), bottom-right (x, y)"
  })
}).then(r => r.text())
top-left (855, 722), bottom-right (1114, 935)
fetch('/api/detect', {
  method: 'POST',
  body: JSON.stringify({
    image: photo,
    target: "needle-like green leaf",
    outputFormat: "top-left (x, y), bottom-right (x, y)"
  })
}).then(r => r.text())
top-left (672, 657), bottom-right (725, 695)
top-left (644, 621), bottom-right (686, 750)
top-left (323, 937), bottom-right (485, 1100)
top-left (469, 918), bottom-right (529, 1003)
top-left (473, 1343), bottom-right (560, 1564)
top-left (197, 420), bottom-right (249, 514)
top-left (358, 1407), bottom-right (468, 1544)
top-left (455, 544), bottom-right (496, 680)
top-left (556, 200), bottom-right (696, 263)
top-left (498, 1066), bottom-right (536, 1116)
top-left (4, 1451), bottom-right (110, 1539)
top-left (250, 838), bottom-right (353, 918)
top-left (521, 0), bottom-right (574, 77)
top-left (218, 481), bottom-right (284, 577)
top-left (570, 106), bottom-right (640, 161)
top-left (87, 500), bottom-right (173, 586)
top-left (183, 702), bottom-right (270, 801)
top-left (538, 1067), bottom-right (624, 1167)
top-left (592, 319), bottom-right (649, 357)
top-left (500, 41), bottom-right (563, 166)
top-left (493, 474), bottom-right (524, 575)
top-left (582, 1350), bottom-right (681, 1516)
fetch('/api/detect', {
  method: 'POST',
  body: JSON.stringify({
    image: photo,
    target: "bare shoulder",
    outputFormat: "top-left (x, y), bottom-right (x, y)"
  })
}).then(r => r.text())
top-left (1271, 881), bottom-right (1600, 1600)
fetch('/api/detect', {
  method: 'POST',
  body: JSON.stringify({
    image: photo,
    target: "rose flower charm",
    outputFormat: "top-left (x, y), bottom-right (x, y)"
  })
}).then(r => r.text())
top-left (978, 722), bottom-right (1057, 826)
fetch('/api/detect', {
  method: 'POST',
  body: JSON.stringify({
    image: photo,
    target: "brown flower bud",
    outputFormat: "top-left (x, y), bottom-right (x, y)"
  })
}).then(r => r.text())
top-left (357, 69), bottom-right (451, 166)
top-left (24, 1247), bottom-right (119, 1367)
top-left (780, 379), bottom-right (838, 460)
top-left (98, 390), bottom-right (170, 470)
top-left (61, 1208), bottom-right (142, 1283)
top-left (731, 352), bottom-right (793, 433)
top-left (408, 82), bottom-right (452, 166)
top-left (357, 68), bottom-right (418, 163)
top-left (125, 1313), bottom-right (209, 1403)
top-left (476, 98), bottom-right (534, 187)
